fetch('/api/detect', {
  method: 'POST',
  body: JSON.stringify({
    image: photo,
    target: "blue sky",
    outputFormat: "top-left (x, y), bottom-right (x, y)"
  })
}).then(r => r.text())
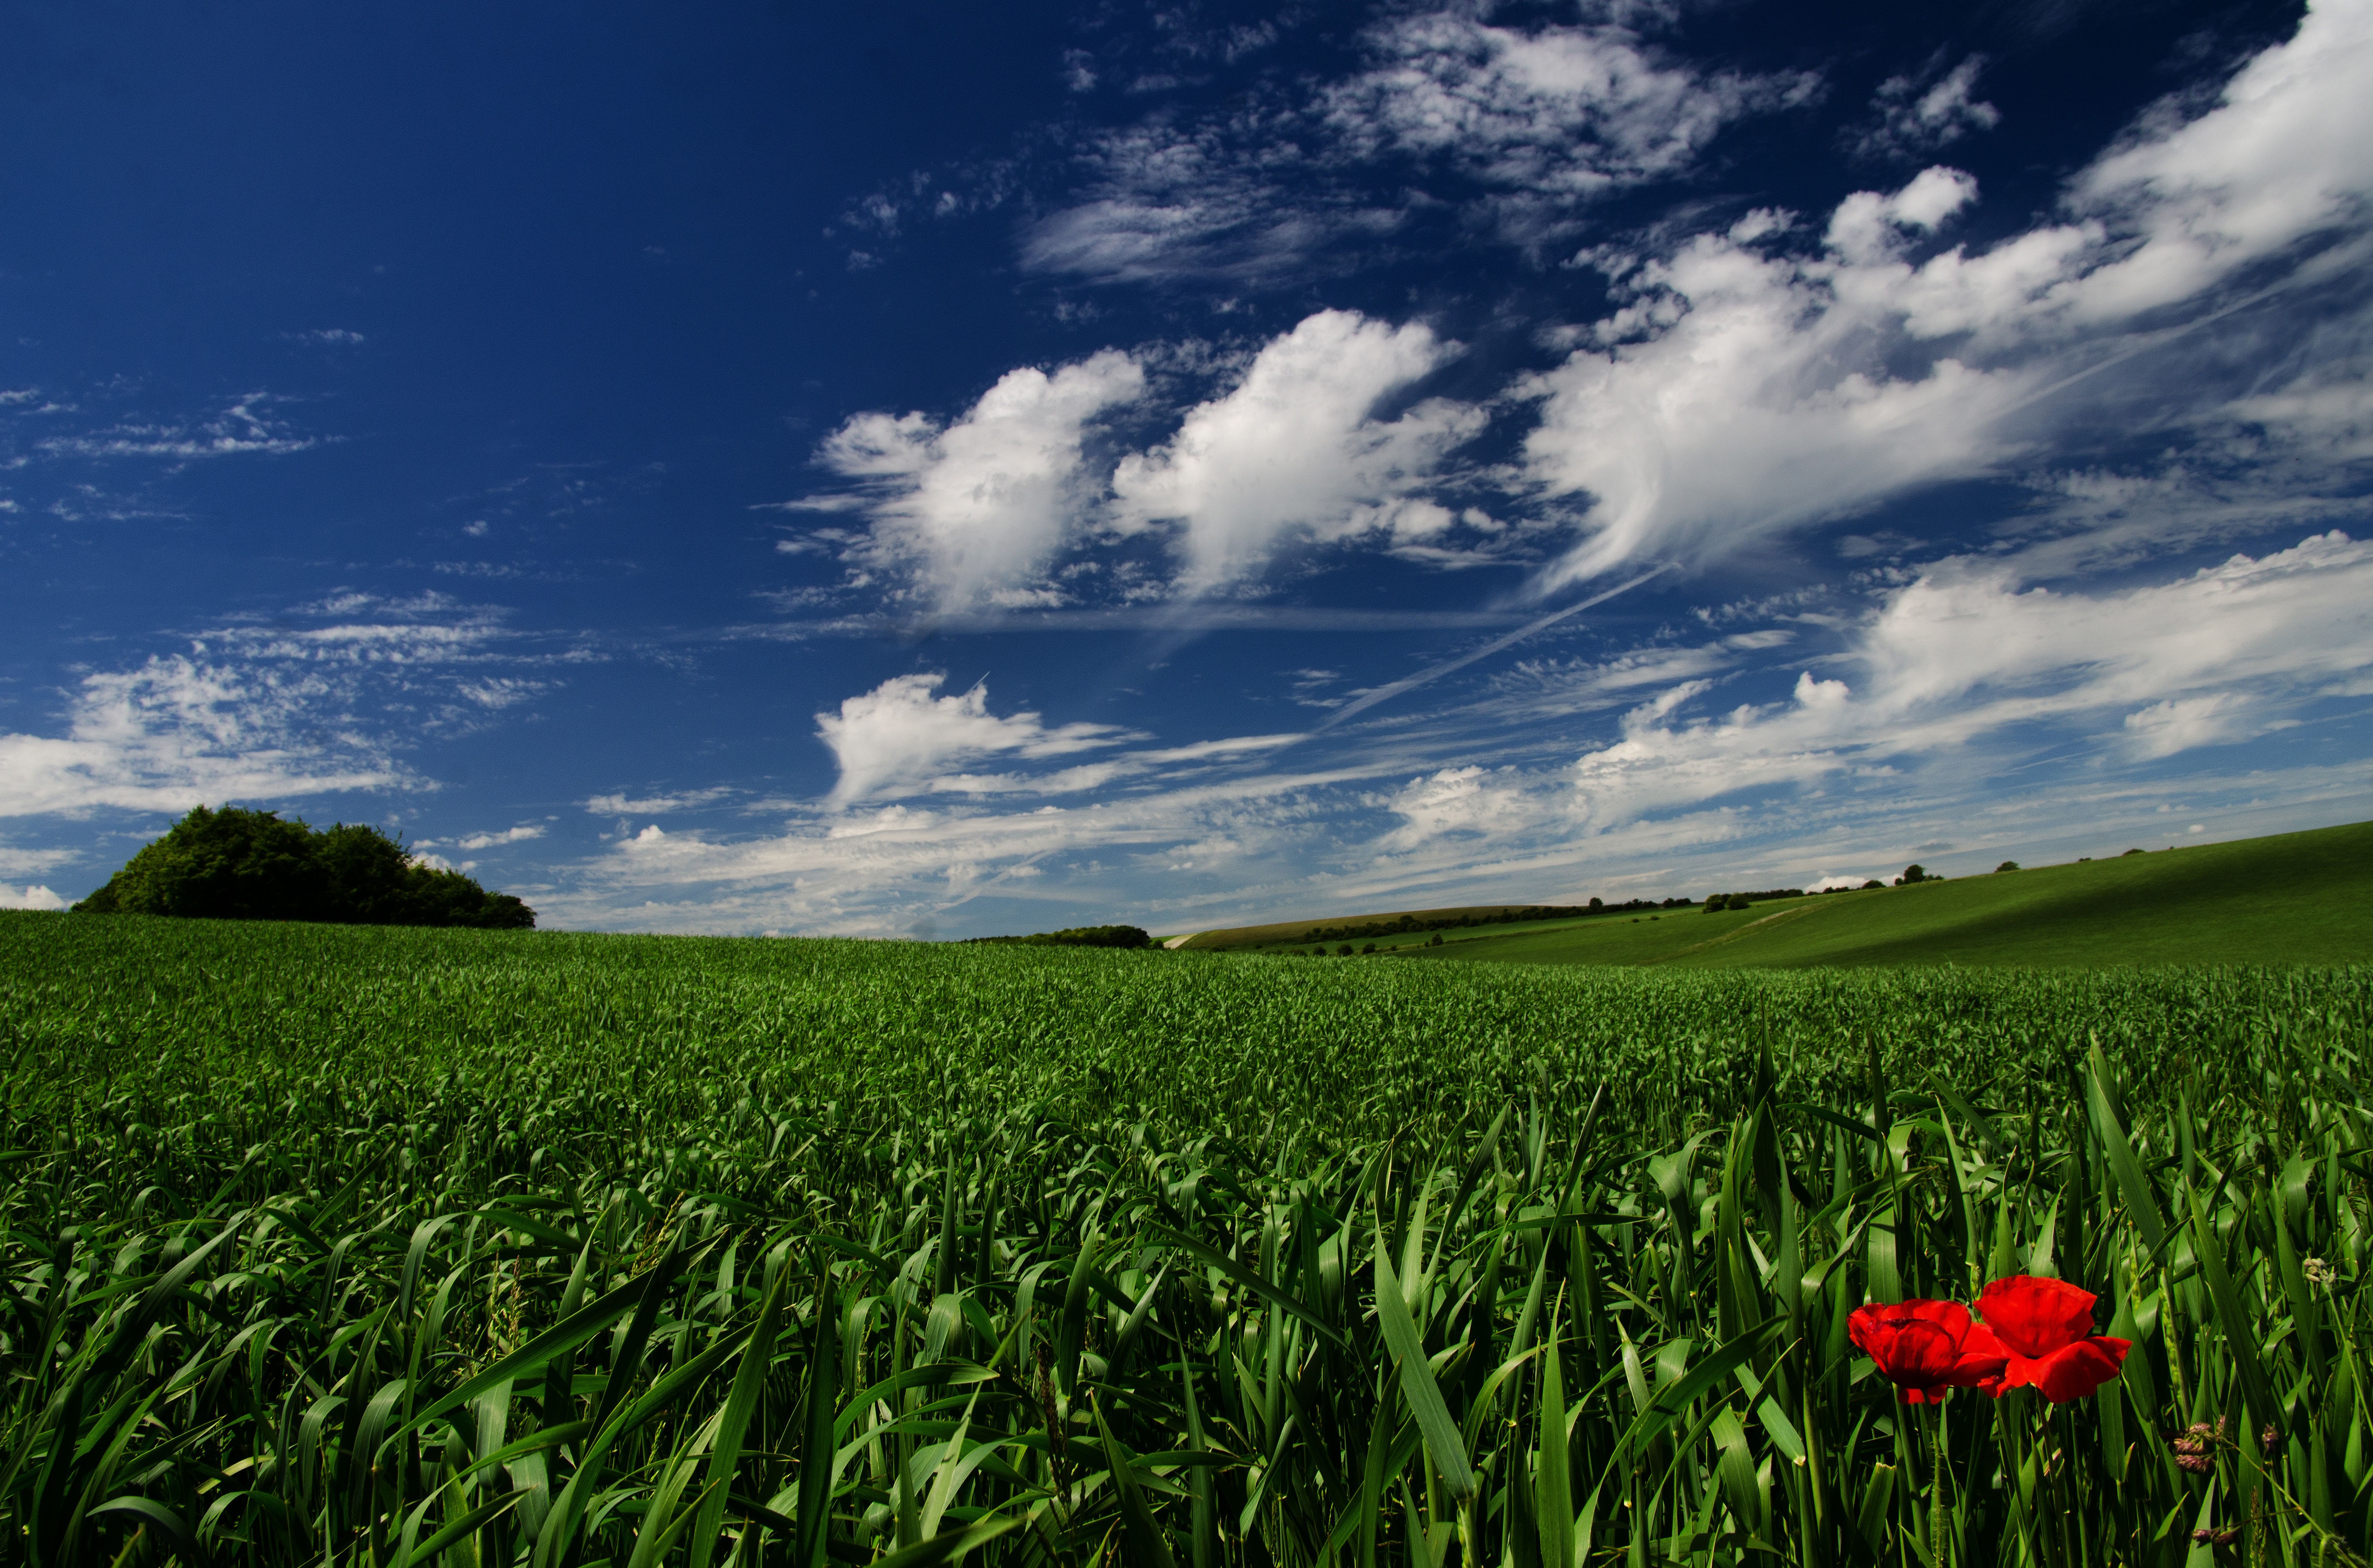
top-left (3, 0), bottom-right (2369, 936)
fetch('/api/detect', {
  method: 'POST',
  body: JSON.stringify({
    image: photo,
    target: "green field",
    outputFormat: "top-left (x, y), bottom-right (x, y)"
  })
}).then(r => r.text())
top-left (1204, 820), bottom-right (2373, 968)
top-left (3, 909), bottom-right (2370, 1566)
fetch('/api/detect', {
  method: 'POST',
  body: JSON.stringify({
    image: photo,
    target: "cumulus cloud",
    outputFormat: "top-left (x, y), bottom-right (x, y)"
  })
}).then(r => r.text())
top-left (1524, 177), bottom-right (2026, 587)
top-left (1378, 765), bottom-right (1566, 851)
top-left (1524, 0), bottom-right (2373, 590)
top-left (811, 351), bottom-right (1144, 607)
top-left (1, 884), bottom-right (68, 910)
top-left (1112, 311), bottom-right (1484, 590)
top-left (816, 672), bottom-right (1139, 805)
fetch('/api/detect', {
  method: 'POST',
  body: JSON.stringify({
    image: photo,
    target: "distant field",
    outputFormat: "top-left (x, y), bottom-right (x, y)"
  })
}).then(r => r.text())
top-left (1171, 900), bottom-right (1605, 951)
top-left (1402, 818), bottom-right (2373, 968)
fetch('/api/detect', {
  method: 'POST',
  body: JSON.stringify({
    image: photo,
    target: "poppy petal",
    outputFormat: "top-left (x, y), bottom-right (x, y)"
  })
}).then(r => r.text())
top-left (1976, 1275), bottom-right (2099, 1360)
top-left (2001, 1336), bottom-right (2130, 1402)
top-left (1943, 1322), bottom-right (2010, 1386)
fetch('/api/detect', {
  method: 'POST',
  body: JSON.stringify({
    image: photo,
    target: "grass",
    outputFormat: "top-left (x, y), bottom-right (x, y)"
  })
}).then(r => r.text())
top-left (1175, 904), bottom-right (1602, 954)
top-left (1400, 819), bottom-right (2373, 969)
top-left (2, 908), bottom-right (2370, 1566)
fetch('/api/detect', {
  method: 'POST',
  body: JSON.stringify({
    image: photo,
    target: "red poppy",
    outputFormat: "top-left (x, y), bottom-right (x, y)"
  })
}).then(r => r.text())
top-left (1847, 1299), bottom-right (2009, 1404)
top-left (1972, 1275), bottom-right (2131, 1402)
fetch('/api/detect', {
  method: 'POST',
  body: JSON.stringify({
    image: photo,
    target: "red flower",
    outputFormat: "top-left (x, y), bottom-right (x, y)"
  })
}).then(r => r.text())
top-left (1847, 1299), bottom-right (2009, 1404)
top-left (1972, 1275), bottom-right (2131, 1402)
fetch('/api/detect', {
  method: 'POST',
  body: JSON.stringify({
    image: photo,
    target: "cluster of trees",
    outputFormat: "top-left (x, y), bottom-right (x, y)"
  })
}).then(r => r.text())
top-left (1296, 903), bottom-right (1600, 945)
top-left (1701, 887), bottom-right (1806, 912)
top-left (965, 925), bottom-right (1153, 949)
top-left (1288, 934), bottom-right (1445, 957)
top-left (72, 806), bottom-right (535, 928)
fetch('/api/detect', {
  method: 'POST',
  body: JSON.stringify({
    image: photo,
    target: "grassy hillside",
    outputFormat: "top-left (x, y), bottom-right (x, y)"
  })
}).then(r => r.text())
top-left (1407, 818), bottom-right (2373, 968)
top-left (1172, 900), bottom-right (1604, 950)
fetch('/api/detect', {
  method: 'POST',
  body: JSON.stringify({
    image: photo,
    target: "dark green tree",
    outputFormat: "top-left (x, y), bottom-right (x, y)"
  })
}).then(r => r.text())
top-left (74, 805), bottom-right (535, 929)
top-left (74, 806), bottom-right (331, 921)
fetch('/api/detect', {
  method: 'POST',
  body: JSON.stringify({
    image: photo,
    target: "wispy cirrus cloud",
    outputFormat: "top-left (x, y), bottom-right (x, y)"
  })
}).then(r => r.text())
top-left (1016, 9), bottom-right (1816, 282)
top-left (1321, 12), bottom-right (1819, 246)
top-left (550, 519), bottom-right (2373, 936)
top-left (1846, 55), bottom-right (1999, 162)
top-left (585, 787), bottom-right (738, 815)
top-left (0, 593), bottom-right (586, 820)
top-left (35, 392), bottom-right (324, 460)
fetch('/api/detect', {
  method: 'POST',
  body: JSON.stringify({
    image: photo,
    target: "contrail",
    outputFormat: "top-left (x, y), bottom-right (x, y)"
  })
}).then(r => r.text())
top-left (1311, 564), bottom-right (1671, 732)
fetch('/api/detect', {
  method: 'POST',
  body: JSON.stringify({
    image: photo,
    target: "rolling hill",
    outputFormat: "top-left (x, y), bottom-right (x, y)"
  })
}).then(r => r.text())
top-left (1180, 819), bottom-right (2373, 967)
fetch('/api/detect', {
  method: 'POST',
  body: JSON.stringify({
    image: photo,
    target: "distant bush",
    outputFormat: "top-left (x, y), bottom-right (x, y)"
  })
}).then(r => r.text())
top-left (2123, 847), bottom-right (2147, 856)
top-left (1703, 889), bottom-right (1796, 912)
top-left (1428, 934), bottom-right (1442, 946)
top-left (1996, 860), bottom-right (2021, 872)
top-left (969, 924), bottom-right (1151, 949)
top-left (1335, 943), bottom-right (1353, 956)
top-left (73, 805), bottom-right (534, 929)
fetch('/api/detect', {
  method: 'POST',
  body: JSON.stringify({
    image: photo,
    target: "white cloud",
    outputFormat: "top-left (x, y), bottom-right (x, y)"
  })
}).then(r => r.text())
top-left (1019, 9), bottom-right (1813, 281)
top-left (1111, 310), bottom-right (1484, 590)
top-left (0, 884), bottom-right (67, 910)
top-left (2058, 0), bottom-right (2373, 329)
top-left (1849, 56), bottom-right (1999, 162)
top-left (1325, 13), bottom-right (1817, 241)
top-left (551, 754), bottom-right (1392, 935)
top-left (537, 528), bottom-right (2371, 934)
top-left (1523, 182), bottom-right (2028, 588)
top-left (1565, 531), bottom-right (2373, 828)
top-left (452, 825), bottom-right (545, 850)
top-left (1523, 0), bottom-right (2373, 590)
top-left (816, 672), bottom-right (1139, 805)
top-left (38, 393), bottom-right (320, 460)
top-left (585, 787), bottom-right (736, 814)
top-left (1378, 765), bottom-right (1568, 851)
top-left (0, 592), bottom-right (573, 820)
top-left (0, 655), bottom-right (405, 819)
top-left (813, 351), bottom-right (1144, 607)
top-left (1017, 103), bottom-right (1411, 285)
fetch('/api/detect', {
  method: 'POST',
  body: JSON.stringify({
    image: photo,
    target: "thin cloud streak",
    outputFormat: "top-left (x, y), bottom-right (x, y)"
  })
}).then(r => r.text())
top-left (1312, 567), bottom-right (1671, 731)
